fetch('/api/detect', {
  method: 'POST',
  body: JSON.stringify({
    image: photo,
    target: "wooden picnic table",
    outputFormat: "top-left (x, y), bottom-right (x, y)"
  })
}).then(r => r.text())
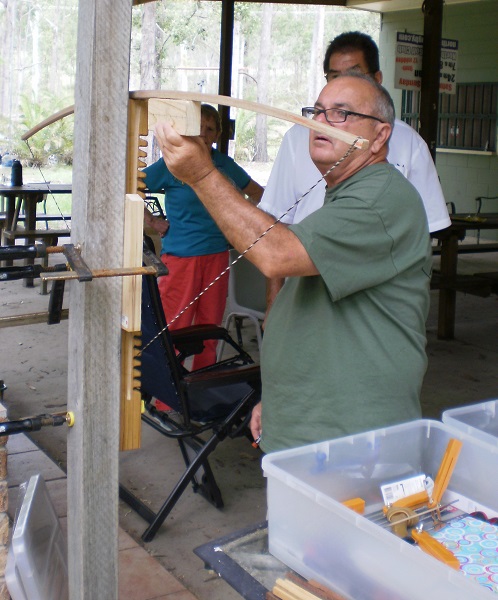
top-left (0, 183), bottom-right (72, 287)
top-left (431, 213), bottom-right (498, 339)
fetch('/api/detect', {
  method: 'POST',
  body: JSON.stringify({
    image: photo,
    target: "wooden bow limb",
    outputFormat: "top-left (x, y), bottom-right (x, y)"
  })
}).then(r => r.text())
top-left (21, 105), bottom-right (75, 141)
top-left (22, 92), bottom-right (369, 149)
top-left (132, 90), bottom-right (368, 148)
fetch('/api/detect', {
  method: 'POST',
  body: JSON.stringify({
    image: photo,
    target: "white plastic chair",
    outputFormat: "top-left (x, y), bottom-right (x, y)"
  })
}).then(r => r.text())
top-left (218, 248), bottom-right (266, 358)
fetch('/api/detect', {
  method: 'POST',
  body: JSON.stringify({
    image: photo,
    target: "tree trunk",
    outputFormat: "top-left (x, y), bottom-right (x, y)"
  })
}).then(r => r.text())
top-left (308, 5), bottom-right (325, 105)
top-left (31, 5), bottom-right (40, 103)
top-left (0, 0), bottom-right (15, 120)
top-left (49, 0), bottom-right (63, 99)
top-left (254, 3), bottom-right (273, 162)
top-left (140, 2), bottom-right (157, 90)
top-left (231, 19), bottom-right (241, 99)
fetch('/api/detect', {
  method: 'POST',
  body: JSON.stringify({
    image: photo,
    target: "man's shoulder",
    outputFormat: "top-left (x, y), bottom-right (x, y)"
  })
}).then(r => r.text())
top-left (345, 163), bottom-right (419, 198)
top-left (392, 119), bottom-right (424, 146)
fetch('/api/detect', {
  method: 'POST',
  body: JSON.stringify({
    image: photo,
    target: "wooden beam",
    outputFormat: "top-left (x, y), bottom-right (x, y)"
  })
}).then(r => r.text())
top-left (67, 0), bottom-right (133, 598)
top-left (132, 0), bottom-right (348, 5)
top-left (126, 98), bottom-right (149, 196)
top-left (121, 194), bottom-right (145, 333)
top-left (120, 194), bottom-right (144, 451)
top-left (0, 310), bottom-right (69, 328)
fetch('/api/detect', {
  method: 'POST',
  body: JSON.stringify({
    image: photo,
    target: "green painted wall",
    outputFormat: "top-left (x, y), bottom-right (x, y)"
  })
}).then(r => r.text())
top-left (379, 1), bottom-right (497, 225)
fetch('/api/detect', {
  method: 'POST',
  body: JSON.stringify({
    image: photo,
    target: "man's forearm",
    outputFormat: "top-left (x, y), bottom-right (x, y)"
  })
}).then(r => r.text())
top-left (189, 169), bottom-right (316, 279)
top-left (144, 207), bottom-right (169, 236)
top-left (153, 120), bottom-right (318, 278)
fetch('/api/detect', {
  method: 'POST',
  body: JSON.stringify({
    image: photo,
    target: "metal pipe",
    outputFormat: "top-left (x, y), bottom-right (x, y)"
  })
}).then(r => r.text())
top-left (0, 412), bottom-right (73, 437)
top-left (0, 244), bottom-right (45, 260)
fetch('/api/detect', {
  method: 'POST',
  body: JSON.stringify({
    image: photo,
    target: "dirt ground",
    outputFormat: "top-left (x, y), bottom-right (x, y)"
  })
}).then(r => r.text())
top-left (1, 251), bottom-right (497, 599)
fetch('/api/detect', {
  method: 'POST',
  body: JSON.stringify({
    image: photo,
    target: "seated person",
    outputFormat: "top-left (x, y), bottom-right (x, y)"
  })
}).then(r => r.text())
top-left (143, 103), bottom-right (263, 374)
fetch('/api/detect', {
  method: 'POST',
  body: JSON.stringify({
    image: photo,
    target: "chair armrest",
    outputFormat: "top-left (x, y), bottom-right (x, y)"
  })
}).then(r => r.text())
top-left (170, 324), bottom-right (230, 344)
top-left (171, 324), bottom-right (241, 360)
top-left (475, 195), bottom-right (498, 214)
top-left (182, 364), bottom-right (261, 393)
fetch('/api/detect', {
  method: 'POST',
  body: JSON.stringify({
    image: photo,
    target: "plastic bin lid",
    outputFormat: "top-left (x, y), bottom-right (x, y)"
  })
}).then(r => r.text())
top-left (6, 474), bottom-right (68, 600)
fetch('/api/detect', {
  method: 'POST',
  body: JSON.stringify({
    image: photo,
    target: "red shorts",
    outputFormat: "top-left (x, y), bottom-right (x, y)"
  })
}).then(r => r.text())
top-left (158, 251), bottom-right (229, 370)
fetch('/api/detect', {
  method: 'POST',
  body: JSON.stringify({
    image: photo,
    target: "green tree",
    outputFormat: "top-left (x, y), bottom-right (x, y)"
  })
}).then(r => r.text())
top-left (13, 92), bottom-right (74, 166)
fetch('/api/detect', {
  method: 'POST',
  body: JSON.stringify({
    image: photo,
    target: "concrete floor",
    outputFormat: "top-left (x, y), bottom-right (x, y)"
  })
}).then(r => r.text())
top-left (1, 250), bottom-right (497, 599)
top-left (6, 433), bottom-right (197, 600)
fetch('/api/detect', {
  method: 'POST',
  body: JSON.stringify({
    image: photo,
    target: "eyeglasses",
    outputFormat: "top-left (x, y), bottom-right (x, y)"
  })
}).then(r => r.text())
top-left (301, 106), bottom-right (385, 125)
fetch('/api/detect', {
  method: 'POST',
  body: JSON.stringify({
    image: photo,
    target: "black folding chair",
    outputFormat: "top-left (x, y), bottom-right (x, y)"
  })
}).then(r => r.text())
top-left (144, 194), bottom-right (166, 220)
top-left (119, 256), bottom-right (261, 542)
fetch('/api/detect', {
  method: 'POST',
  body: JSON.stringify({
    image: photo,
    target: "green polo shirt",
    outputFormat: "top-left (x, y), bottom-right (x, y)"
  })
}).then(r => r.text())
top-left (260, 163), bottom-right (432, 453)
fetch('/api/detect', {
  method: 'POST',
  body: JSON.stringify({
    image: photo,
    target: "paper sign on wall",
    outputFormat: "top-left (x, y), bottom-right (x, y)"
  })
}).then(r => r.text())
top-left (394, 32), bottom-right (458, 95)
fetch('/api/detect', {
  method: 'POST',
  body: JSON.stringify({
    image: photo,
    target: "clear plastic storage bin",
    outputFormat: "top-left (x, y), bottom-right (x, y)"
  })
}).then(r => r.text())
top-left (443, 399), bottom-right (498, 448)
top-left (262, 419), bottom-right (498, 600)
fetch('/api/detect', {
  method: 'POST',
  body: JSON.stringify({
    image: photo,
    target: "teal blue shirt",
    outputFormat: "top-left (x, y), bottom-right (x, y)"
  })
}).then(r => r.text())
top-left (144, 149), bottom-right (251, 257)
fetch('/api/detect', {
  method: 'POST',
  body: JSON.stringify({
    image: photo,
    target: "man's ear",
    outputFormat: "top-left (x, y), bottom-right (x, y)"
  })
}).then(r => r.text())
top-left (369, 123), bottom-right (392, 155)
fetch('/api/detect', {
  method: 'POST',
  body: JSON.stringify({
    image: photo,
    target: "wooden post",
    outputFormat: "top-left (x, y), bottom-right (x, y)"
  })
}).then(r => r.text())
top-left (419, 0), bottom-right (444, 163)
top-left (119, 98), bottom-right (201, 451)
top-left (120, 194), bottom-right (144, 451)
top-left (67, 1), bottom-right (132, 598)
top-left (218, 0), bottom-right (235, 154)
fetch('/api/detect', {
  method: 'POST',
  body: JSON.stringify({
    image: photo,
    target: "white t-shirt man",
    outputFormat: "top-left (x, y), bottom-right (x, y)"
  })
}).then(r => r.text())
top-left (259, 120), bottom-right (450, 233)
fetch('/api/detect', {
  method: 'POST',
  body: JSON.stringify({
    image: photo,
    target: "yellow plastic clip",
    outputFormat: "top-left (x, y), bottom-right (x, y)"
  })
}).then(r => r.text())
top-left (382, 490), bottom-right (429, 515)
top-left (412, 527), bottom-right (460, 570)
top-left (428, 438), bottom-right (463, 509)
top-left (342, 497), bottom-right (366, 514)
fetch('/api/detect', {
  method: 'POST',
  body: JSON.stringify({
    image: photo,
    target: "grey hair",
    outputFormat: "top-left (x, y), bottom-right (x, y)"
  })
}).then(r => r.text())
top-left (338, 71), bottom-right (395, 127)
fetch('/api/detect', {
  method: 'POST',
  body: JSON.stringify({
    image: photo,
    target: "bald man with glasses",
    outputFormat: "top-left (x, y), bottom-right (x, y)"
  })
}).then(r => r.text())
top-left (154, 73), bottom-right (432, 453)
top-left (259, 31), bottom-right (450, 317)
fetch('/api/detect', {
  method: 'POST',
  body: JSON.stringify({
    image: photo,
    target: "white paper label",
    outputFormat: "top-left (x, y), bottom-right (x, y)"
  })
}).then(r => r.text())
top-left (381, 474), bottom-right (426, 505)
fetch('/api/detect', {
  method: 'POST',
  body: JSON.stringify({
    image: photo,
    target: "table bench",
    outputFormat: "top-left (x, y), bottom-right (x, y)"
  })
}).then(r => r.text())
top-left (431, 271), bottom-right (498, 297)
top-left (431, 214), bottom-right (498, 339)
top-left (16, 213), bottom-right (71, 226)
top-left (0, 213), bottom-right (71, 244)
top-left (432, 242), bottom-right (498, 256)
